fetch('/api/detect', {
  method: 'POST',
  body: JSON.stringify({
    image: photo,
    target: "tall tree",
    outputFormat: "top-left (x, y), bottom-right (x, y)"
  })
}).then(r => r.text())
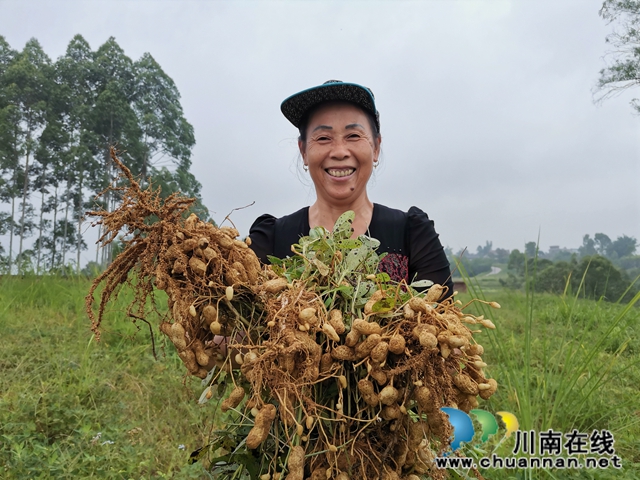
top-left (0, 36), bottom-right (20, 271)
top-left (610, 234), bottom-right (637, 258)
top-left (55, 35), bottom-right (100, 272)
top-left (2, 39), bottom-right (54, 271)
top-left (0, 35), bottom-right (205, 272)
top-left (597, 0), bottom-right (640, 112)
top-left (476, 241), bottom-right (493, 257)
top-left (579, 234), bottom-right (597, 257)
top-left (594, 232), bottom-right (613, 257)
top-left (89, 38), bottom-right (143, 266)
top-left (524, 241), bottom-right (537, 258)
top-left (133, 52), bottom-right (195, 180)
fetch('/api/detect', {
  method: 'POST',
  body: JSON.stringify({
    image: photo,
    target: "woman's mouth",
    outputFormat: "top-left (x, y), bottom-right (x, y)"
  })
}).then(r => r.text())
top-left (326, 168), bottom-right (355, 178)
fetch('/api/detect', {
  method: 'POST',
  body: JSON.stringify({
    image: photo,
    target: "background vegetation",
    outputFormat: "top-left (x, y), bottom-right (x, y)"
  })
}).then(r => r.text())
top-left (448, 232), bottom-right (639, 304)
top-left (1, 274), bottom-right (638, 479)
top-left (0, 34), bottom-right (208, 275)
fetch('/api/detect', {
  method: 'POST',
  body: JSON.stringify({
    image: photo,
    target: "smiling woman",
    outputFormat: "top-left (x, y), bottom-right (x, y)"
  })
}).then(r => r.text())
top-left (249, 80), bottom-right (453, 294)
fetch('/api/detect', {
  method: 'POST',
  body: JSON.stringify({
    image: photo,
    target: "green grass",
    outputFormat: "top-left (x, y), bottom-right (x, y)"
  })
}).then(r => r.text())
top-left (459, 276), bottom-right (640, 479)
top-left (1, 275), bottom-right (638, 479)
top-left (0, 276), bottom-right (214, 479)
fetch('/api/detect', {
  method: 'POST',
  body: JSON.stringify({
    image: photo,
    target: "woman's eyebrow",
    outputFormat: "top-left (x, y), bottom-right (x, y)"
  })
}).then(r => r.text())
top-left (311, 125), bottom-right (333, 133)
top-left (345, 123), bottom-right (365, 130)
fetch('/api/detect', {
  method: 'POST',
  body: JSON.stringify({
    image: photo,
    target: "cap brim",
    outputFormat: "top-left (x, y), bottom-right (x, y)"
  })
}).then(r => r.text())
top-left (281, 82), bottom-right (377, 129)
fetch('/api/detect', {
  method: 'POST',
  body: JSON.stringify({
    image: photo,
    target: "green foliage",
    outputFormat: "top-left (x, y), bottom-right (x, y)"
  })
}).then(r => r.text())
top-left (598, 0), bottom-right (640, 113)
top-left (0, 34), bottom-right (206, 274)
top-left (0, 275), bottom-right (212, 479)
top-left (610, 234), bottom-right (637, 258)
top-left (476, 240), bottom-right (493, 257)
top-left (536, 260), bottom-right (574, 294)
top-left (524, 241), bottom-right (537, 258)
top-left (535, 255), bottom-right (638, 302)
top-left (3, 270), bottom-right (639, 478)
top-left (508, 249), bottom-right (526, 273)
top-left (460, 267), bottom-right (640, 479)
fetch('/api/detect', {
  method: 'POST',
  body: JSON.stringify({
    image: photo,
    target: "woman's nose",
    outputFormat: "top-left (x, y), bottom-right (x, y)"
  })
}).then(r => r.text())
top-left (330, 138), bottom-right (350, 159)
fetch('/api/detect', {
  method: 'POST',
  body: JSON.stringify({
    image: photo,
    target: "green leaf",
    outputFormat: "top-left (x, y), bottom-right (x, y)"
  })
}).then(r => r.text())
top-left (355, 280), bottom-right (376, 303)
top-left (345, 244), bottom-right (368, 273)
top-left (198, 386), bottom-right (213, 404)
top-left (372, 297), bottom-right (395, 313)
top-left (201, 365), bottom-right (217, 386)
top-left (332, 211), bottom-right (355, 240)
top-left (364, 253), bottom-right (380, 272)
top-left (311, 238), bottom-right (332, 256)
top-left (375, 272), bottom-right (391, 283)
top-left (358, 235), bottom-right (381, 251)
top-left (335, 238), bottom-right (363, 250)
top-left (335, 284), bottom-right (354, 297)
top-left (308, 226), bottom-right (328, 239)
top-left (267, 255), bottom-right (283, 266)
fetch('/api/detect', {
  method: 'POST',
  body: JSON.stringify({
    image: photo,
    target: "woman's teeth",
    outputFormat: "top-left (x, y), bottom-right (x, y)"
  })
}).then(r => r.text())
top-left (327, 168), bottom-right (355, 177)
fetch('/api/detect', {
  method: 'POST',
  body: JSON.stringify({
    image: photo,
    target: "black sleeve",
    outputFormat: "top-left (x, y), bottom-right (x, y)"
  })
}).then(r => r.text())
top-left (407, 206), bottom-right (454, 298)
top-left (248, 214), bottom-right (277, 264)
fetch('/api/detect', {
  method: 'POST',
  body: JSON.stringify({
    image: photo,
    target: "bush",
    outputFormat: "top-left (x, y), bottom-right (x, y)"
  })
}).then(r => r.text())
top-left (536, 261), bottom-right (574, 294)
top-left (535, 256), bottom-right (637, 302)
top-left (574, 255), bottom-right (636, 302)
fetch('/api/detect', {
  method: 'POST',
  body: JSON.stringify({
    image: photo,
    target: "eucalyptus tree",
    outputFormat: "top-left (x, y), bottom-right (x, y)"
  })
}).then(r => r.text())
top-left (88, 37), bottom-right (144, 265)
top-left (87, 38), bottom-right (206, 265)
top-left (0, 35), bottom-right (206, 272)
top-left (2, 38), bottom-right (54, 271)
top-left (133, 52), bottom-right (208, 219)
top-left (55, 34), bottom-right (100, 271)
top-left (133, 52), bottom-right (194, 178)
top-left (0, 36), bottom-right (19, 271)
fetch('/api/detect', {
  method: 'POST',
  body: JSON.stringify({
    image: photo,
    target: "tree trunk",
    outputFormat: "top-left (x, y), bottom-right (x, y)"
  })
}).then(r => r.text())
top-left (62, 172), bottom-right (70, 267)
top-left (76, 163), bottom-right (84, 274)
top-left (18, 118), bottom-right (33, 271)
top-left (36, 185), bottom-right (45, 272)
top-left (8, 129), bottom-right (19, 274)
top-left (9, 194), bottom-right (15, 274)
top-left (51, 187), bottom-right (58, 270)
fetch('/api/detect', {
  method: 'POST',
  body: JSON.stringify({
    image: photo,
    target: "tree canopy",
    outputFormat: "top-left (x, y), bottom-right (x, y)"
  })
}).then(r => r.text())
top-left (0, 35), bottom-right (207, 273)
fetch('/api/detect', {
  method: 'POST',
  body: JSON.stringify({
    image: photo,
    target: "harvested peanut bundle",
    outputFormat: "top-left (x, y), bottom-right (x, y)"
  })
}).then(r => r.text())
top-left (86, 149), bottom-right (500, 480)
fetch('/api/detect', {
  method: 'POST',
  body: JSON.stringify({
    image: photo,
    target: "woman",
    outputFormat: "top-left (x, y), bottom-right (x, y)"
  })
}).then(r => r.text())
top-left (249, 80), bottom-right (453, 295)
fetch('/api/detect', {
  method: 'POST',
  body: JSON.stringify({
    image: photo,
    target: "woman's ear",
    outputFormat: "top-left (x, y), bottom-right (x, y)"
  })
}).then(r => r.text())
top-left (374, 134), bottom-right (382, 157)
top-left (298, 139), bottom-right (306, 162)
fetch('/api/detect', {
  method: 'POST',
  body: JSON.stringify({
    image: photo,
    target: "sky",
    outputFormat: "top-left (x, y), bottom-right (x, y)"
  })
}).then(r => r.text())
top-left (1, 0), bottom-right (639, 265)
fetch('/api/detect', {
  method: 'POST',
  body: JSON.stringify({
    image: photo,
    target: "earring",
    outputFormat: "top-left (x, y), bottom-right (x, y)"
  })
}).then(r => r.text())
top-left (373, 159), bottom-right (379, 169)
top-left (303, 164), bottom-right (308, 172)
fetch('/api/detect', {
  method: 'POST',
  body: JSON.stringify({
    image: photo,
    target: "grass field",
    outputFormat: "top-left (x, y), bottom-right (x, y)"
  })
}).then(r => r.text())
top-left (1, 275), bottom-right (638, 479)
top-left (0, 276), bottom-right (212, 479)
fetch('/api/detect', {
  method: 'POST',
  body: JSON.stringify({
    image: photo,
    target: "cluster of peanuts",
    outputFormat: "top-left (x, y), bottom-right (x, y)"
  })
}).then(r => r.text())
top-left (216, 277), bottom-right (499, 480)
top-left (155, 213), bottom-right (264, 378)
top-left (86, 153), bottom-right (501, 479)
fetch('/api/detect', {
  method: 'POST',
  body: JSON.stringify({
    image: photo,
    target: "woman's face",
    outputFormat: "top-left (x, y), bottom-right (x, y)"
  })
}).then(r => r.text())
top-left (299, 102), bottom-right (381, 206)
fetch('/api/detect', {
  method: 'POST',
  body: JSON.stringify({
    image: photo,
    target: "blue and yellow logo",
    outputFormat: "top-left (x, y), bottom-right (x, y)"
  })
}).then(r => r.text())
top-left (440, 407), bottom-right (519, 451)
